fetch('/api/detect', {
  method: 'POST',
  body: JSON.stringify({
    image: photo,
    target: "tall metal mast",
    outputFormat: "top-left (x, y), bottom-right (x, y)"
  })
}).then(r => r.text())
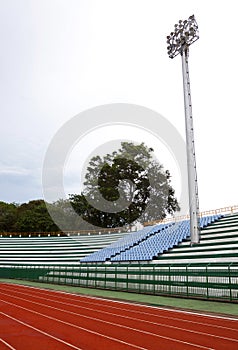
top-left (167, 15), bottom-right (200, 244)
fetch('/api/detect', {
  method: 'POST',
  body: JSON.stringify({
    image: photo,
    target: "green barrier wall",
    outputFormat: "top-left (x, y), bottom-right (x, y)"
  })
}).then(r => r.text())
top-left (0, 263), bottom-right (238, 302)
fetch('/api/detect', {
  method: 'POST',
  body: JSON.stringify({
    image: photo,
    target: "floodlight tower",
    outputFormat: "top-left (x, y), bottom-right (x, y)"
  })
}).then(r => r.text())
top-left (167, 15), bottom-right (200, 244)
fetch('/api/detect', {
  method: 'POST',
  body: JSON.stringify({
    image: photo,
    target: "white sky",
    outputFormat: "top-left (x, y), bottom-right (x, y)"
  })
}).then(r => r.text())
top-left (0, 0), bottom-right (237, 212)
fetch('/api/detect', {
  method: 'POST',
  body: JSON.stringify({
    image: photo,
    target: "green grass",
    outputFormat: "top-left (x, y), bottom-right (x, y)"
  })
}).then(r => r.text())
top-left (1, 278), bottom-right (238, 318)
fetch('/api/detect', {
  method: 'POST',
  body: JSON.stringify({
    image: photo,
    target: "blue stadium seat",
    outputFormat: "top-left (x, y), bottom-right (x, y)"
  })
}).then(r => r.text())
top-left (81, 215), bottom-right (223, 263)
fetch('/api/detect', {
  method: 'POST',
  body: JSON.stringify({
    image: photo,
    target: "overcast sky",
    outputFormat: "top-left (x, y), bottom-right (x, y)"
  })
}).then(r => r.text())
top-left (0, 0), bottom-right (237, 213)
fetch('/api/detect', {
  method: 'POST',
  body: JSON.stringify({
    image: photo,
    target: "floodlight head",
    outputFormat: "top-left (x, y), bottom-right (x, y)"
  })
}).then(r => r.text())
top-left (166, 15), bottom-right (199, 59)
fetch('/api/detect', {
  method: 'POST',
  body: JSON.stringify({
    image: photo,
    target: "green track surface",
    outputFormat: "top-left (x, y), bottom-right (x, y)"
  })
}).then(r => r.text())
top-left (1, 279), bottom-right (238, 318)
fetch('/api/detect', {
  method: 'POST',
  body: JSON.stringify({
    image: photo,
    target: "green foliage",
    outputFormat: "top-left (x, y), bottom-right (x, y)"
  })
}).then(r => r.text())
top-left (0, 199), bottom-right (90, 234)
top-left (15, 200), bottom-right (59, 232)
top-left (0, 200), bottom-right (59, 233)
top-left (0, 201), bottom-right (18, 232)
top-left (70, 142), bottom-right (180, 228)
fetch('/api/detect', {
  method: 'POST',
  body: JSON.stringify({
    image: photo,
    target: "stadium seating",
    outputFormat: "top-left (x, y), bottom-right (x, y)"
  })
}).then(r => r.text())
top-left (81, 214), bottom-right (223, 263)
top-left (155, 213), bottom-right (238, 264)
top-left (80, 223), bottom-right (174, 262)
top-left (0, 232), bottom-right (128, 265)
top-left (111, 220), bottom-right (190, 262)
top-left (1, 213), bottom-right (238, 265)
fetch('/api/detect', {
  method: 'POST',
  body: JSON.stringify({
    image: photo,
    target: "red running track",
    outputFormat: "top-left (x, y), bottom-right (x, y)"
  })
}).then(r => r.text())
top-left (0, 283), bottom-right (238, 349)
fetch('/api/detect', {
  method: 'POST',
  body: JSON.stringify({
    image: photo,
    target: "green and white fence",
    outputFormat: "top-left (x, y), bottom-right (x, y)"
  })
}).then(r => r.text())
top-left (0, 263), bottom-right (238, 302)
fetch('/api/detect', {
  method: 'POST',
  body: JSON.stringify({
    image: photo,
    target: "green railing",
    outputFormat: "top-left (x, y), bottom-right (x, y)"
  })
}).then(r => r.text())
top-left (0, 263), bottom-right (238, 302)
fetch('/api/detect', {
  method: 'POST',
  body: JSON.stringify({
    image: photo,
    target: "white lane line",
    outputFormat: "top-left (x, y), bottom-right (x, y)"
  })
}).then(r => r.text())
top-left (54, 290), bottom-right (238, 321)
top-left (1, 284), bottom-right (237, 333)
top-left (0, 300), bottom-right (147, 350)
top-left (0, 338), bottom-right (16, 350)
top-left (2, 285), bottom-right (238, 338)
top-left (0, 312), bottom-right (82, 350)
top-left (0, 292), bottom-right (214, 350)
top-left (4, 282), bottom-right (238, 322)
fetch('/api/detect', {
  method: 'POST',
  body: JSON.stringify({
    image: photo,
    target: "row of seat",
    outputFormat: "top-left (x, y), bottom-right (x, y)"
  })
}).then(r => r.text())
top-left (111, 221), bottom-right (190, 261)
top-left (200, 214), bottom-right (223, 228)
top-left (0, 214), bottom-right (224, 265)
top-left (81, 223), bottom-right (173, 262)
top-left (0, 232), bottom-right (127, 265)
top-left (155, 213), bottom-right (238, 264)
top-left (82, 215), bottom-right (223, 263)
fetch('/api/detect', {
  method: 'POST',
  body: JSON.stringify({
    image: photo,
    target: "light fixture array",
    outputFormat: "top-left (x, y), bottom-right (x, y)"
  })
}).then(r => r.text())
top-left (167, 15), bottom-right (199, 58)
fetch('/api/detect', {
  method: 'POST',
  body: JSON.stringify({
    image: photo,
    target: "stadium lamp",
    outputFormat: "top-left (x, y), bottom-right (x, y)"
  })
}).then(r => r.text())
top-left (167, 15), bottom-right (200, 245)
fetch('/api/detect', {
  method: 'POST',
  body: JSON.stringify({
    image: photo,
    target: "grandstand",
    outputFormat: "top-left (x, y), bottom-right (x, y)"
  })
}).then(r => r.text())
top-left (81, 223), bottom-right (175, 263)
top-left (1, 207), bottom-right (238, 302)
top-left (81, 213), bottom-right (236, 263)
top-left (0, 231), bottom-right (129, 265)
top-left (0, 210), bottom-right (237, 266)
top-left (155, 213), bottom-right (238, 264)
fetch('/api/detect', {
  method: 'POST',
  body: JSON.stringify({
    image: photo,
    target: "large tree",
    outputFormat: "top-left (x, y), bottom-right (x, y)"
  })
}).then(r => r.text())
top-left (70, 142), bottom-right (180, 228)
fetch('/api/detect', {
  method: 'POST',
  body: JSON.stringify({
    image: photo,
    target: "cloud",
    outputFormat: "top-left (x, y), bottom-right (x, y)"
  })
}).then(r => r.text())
top-left (0, 166), bottom-right (30, 176)
top-left (0, 165), bottom-right (42, 203)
